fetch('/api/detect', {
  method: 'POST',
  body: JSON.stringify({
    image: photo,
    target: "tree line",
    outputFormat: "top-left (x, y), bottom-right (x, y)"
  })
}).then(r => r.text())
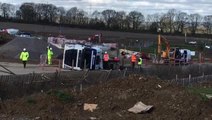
top-left (0, 2), bottom-right (212, 36)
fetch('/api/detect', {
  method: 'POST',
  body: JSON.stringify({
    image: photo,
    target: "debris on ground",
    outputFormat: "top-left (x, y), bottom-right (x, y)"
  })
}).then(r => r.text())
top-left (128, 101), bottom-right (153, 114)
top-left (84, 103), bottom-right (98, 112)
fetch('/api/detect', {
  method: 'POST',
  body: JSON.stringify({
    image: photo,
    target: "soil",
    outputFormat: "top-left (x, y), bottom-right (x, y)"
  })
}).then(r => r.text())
top-left (0, 75), bottom-right (211, 120)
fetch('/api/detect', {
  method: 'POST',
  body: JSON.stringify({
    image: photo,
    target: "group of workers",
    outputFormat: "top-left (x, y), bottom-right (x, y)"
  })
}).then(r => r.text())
top-left (19, 46), bottom-right (54, 68)
top-left (103, 51), bottom-right (143, 70)
top-left (130, 53), bottom-right (143, 71)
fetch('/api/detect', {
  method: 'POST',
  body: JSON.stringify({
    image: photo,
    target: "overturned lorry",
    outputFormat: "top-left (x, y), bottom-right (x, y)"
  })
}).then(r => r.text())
top-left (62, 43), bottom-right (119, 70)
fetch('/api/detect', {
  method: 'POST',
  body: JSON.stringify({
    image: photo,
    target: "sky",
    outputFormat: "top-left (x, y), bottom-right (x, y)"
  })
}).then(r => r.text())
top-left (1, 0), bottom-right (212, 16)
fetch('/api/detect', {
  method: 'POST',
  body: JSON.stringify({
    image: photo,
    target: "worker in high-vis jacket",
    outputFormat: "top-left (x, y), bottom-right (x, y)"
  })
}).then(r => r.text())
top-left (47, 47), bottom-right (54, 65)
top-left (131, 53), bottom-right (137, 70)
top-left (103, 51), bottom-right (109, 69)
top-left (19, 48), bottom-right (29, 68)
top-left (138, 56), bottom-right (142, 72)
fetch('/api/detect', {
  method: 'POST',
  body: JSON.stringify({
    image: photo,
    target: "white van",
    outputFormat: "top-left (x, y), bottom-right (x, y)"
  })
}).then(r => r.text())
top-left (180, 49), bottom-right (192, 64)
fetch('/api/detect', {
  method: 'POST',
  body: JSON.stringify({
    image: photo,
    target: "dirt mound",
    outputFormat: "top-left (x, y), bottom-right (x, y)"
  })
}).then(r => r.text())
top-left (0, 75), bottom-right (211, 120)
top-left (0, 37), bottom-right (63, 61)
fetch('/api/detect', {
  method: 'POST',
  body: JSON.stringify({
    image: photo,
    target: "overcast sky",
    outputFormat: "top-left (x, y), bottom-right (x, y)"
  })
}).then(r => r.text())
top-left (1, 0), bottom-right (212, 16)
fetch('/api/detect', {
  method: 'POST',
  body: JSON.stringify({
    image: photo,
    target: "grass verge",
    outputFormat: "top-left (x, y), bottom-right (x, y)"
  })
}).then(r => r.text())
top-left (188, 87), bottom-right (212, 101)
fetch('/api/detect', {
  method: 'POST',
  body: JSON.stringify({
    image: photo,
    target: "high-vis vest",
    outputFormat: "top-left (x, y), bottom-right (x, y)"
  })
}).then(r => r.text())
top-left (20, 51), bottom-right (29, 61)
top-left (131, 54), bottom-right (136, 62)
top-left (138, 58), bottom-right (142, 65)
top-left (48, 49), bottom-right (53, 58)
top-left (103, 53), bottom-right (109, 61)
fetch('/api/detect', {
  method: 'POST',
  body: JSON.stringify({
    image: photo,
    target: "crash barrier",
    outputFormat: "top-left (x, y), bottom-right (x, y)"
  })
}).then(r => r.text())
top-left (0, 70), bottom-right (125, 100)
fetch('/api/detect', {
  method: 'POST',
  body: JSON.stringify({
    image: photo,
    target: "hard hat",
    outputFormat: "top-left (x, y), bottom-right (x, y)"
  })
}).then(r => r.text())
top-left (50, 48), bottom-right (52, 50)
top-left (23, 48), bottom-right (26, 51)
top-left (105, 51), bottom-right (107, 54)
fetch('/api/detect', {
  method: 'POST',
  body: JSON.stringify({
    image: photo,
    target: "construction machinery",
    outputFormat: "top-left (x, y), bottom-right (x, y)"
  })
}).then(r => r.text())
top-left (157, 34), bottom-right (170, 60)
top-left (157, 34), bottom-right (192, 64)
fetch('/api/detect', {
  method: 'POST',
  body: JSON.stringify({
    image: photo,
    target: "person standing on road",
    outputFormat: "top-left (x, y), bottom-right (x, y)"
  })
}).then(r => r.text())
top-left (103, 51), bottom-right (109, 69)
top-left (138, 56), bottom-right (142, 72)
top-left (131, 53), bottom-right (137, 71)
top-left (47, 47), bottom-right (54, 65)
top-left (19, 48), bottom-right (29, 68)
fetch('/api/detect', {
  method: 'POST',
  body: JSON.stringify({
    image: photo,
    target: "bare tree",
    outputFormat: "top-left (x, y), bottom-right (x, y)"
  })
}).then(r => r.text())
top-left (166, 9), bottom-right (177, 33)
top-left (89, 10), bottom-right (105, 28)
top-left (0, 3), bottom-right (14, 18)
top-left (77, 9), bottom-right (88, 25)
top-left (19, 3), bottom-right (37, 22)
top-left (34, 4), bottom-right (44, 21)
top-left (188, 13), bottom-right (202, 35)
top-left (57, 7), bottom-right (66, 24)
top-left (90, 10), bottom-right (101, 23)
top-left (102, 9), bottom-right (116, 28)
top-left (175, 12), bottom-right (188, 33)
top-left (147, 13), bottom-right (162, 32)
top-left (128, 11), bottom-right (145, 30)
top-left (114, 11), bottom-right (126, 30)
top-left (47, 4), bottom-right (58, 23)
top-left (15, 10), bottom-right (22, 20)
top-left (66, 7), bottom-right (79, 24)
top-left (160, 13), bottom-right (169, 33)
top-left (203, 15), bottom-right (212, 34)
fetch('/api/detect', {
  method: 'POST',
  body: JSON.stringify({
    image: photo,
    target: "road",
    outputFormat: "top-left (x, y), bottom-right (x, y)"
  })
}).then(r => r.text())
top-left (0, 62), bottom-right (60, 75)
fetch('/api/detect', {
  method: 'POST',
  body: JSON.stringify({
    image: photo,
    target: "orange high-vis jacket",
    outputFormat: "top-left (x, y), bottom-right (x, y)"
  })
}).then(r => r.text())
top-left (131, 54), bottom-right (136, 62)
top-left (103, 53), bottom-right (109, 61)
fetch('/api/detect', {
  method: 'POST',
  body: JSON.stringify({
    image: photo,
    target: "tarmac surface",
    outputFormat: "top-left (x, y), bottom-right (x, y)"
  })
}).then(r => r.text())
top-left (0, 62), bottom-right (60, 75)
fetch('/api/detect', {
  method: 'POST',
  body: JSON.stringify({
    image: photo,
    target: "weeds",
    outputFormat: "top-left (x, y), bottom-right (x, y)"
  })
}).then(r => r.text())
top-left (47, 90), bottom-right (74, 103)
top-left (187, 87), bottom-right (212, 101)
top-left (27, 98), bottom-right (37, 105)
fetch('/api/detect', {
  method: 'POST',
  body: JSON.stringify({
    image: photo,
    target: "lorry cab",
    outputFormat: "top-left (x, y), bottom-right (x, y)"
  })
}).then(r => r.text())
top-left (63, 44), bottom-right (103, 70)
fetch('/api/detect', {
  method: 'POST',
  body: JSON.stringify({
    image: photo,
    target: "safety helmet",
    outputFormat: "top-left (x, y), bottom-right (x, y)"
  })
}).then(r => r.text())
top-left (105, 51), bottom-right (107, 54)
top-left (23, 48), bottom-right (26, 51)
top-left (50, 48), bottom-right (52, 50)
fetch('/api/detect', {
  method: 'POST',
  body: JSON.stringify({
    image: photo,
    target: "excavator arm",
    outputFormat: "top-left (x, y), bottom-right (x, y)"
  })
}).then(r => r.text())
top-left (157, 35), bottom-right (170, 59)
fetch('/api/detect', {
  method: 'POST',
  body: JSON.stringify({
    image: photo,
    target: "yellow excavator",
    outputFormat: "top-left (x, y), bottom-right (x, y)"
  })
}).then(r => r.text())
top-left (157, 34), bottom-right (182, 64)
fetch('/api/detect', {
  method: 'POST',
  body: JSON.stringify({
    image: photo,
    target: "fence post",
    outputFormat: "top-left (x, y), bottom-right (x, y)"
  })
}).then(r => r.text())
top-left (182, 78), bottom-right (185, 87)
top-left (189, 74), bottom-right (191, 86)
top-left (80, 84), bottom-right (83, 92)
top-left (175, 74), bottom-right (178, 81)
top-left (123, 68), bottom-right (127, 78)
top-left (202, 72), bottom-right (205, 81)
